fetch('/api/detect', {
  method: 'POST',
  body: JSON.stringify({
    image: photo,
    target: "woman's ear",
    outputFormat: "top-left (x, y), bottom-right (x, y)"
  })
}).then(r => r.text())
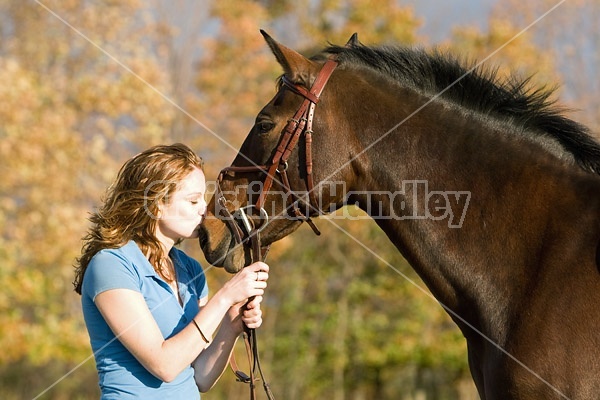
top-left (153, 200), bottom-right (164, 220)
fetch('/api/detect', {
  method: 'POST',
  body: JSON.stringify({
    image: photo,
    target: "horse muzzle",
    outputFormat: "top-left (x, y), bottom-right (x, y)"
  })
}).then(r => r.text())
top-left (198, 218), bottom-right (250, 273)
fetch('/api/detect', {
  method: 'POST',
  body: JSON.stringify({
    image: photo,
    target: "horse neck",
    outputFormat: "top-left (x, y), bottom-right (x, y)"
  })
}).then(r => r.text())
top-left (345, 94), bottom-right (600, 341)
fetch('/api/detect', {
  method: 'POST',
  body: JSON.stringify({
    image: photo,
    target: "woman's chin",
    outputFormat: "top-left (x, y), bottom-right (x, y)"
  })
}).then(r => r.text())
top-left (188, 228), bottom-right (200, 239)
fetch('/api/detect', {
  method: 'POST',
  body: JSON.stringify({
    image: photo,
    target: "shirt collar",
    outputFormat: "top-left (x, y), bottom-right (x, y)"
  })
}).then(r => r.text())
top-left (124, 240), bottom-right (160, 278)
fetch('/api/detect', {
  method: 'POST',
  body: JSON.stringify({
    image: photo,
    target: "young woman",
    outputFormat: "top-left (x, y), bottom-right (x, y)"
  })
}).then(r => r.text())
top-left (73, 143), bottom-right (269, 399)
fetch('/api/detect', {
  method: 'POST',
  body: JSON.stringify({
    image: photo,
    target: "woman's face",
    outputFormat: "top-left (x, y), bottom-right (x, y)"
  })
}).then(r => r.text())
top-left (155, 167), bottom-right (207, 243)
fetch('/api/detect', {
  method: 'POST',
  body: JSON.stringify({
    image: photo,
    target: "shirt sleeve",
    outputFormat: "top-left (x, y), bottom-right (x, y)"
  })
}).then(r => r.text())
top-left (82, 249), bottom-right (141, 302)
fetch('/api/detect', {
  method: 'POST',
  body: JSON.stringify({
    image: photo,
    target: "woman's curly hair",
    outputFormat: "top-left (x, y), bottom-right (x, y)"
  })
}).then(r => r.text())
top-left (73, 143), bottom-right (203, 294)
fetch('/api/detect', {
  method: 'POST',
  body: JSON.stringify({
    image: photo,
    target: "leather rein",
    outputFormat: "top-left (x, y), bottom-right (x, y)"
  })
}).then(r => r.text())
top-left (213, 59), bottom-right (338, 400)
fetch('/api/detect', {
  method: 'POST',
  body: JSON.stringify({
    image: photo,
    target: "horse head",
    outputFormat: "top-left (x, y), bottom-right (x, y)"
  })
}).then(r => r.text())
top-left (199, 31), bottom-right (358, 272)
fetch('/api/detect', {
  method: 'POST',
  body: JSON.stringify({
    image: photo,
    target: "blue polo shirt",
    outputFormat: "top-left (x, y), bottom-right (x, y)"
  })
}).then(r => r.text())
top-left (81, 241), bottom-right (208, 399)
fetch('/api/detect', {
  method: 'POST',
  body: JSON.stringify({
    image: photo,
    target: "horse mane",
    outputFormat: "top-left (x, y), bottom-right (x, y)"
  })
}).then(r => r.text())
top-left (320, 43), bottom-right (600, 174)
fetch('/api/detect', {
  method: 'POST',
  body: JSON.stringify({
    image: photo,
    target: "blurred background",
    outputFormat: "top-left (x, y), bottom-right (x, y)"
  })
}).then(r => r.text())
top-left (1, 0), bottom-right (598, 399)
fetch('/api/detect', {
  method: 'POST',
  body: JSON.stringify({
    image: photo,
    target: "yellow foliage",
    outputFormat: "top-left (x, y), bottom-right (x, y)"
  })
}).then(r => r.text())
top-left (0, 0), bottom-right (175, 371)
top-left (1, 0), bottom-right (596, 398)
top-left (300, 0), bottom-right (423, 45)
top-left (492, 0), bottom-right (600, 131)
top-left (447, 18), bottom-right (559, 89)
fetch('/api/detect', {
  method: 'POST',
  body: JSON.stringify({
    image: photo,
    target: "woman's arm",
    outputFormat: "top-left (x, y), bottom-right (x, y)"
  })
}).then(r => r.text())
top-left (94, 262), bottom-right (268, 383)
top-left (192, 295), bottom-right (264, 392)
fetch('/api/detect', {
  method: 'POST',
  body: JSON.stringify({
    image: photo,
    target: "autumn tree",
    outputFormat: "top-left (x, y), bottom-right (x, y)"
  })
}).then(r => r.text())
top-left (0, 1), bottom-right (176, 398)
top-left (447, 17), bottom-right (558, 87)
top-left (492, 0), bottom-right (600, 132)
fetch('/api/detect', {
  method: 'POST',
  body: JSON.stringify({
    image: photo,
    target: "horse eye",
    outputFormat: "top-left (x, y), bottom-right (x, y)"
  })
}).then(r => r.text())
top-left (256, 121), bottom-right (275, 135)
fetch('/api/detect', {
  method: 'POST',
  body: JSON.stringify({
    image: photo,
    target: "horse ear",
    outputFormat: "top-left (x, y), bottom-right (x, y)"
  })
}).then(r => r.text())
top-left (345, 33), bottom-right (360, 48)
top-left (260, 29), bottom-right (318, 84)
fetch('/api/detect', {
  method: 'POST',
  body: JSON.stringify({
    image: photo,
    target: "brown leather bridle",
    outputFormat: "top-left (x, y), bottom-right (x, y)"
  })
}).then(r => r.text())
top-left (213, 59), bottom-right (338, 400)
top-left (216, 58), bottom-right (338, 242)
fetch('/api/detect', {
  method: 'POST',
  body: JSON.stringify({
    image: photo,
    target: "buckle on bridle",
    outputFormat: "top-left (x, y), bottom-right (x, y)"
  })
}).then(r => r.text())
top-left (234, 205), bottom-right (269, 236)
top-left (234, 370), bottom-right (252, 384)
top-left (276, 162), bottom-right (288, 173)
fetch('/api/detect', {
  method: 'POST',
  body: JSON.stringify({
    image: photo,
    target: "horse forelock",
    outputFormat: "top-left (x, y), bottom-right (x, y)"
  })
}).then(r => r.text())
top-left (316, 44), bottom-right (600, 175)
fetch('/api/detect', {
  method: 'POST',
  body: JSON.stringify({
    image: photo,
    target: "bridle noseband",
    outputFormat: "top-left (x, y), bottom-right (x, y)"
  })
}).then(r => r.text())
top-left (213, 59), bottom-right (339, 400)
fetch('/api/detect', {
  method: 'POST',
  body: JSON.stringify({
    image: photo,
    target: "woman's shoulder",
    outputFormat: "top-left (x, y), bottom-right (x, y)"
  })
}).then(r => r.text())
top-left (86, 241), bottom-right (157, 282)
top-left (83, 241), bottom-right (148, 299)
top-left (89, 241), bottom-right (144, 268)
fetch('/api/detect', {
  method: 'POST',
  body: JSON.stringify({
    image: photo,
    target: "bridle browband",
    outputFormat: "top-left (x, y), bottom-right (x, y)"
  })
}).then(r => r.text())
top-left (213, 58), bottom-right (339, 400)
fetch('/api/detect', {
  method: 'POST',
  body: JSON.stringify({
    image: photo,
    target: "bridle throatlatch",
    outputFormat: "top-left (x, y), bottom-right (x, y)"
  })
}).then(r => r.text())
top-left (214, 58), bottom-right (339, 400)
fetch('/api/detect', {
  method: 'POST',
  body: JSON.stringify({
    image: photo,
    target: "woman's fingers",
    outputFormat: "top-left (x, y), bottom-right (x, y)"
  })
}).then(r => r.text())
top-left (222, 263), bottom-right (270, 306)
top-left (242, 306), bottom-right (262, 328)
top-left (245, 295), bottom-right (263, 309)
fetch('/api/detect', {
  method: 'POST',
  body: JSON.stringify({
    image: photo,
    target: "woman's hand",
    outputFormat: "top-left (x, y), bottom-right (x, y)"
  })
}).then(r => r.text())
top-left (241, 295), bottom-right (263, 329)
top-left (218, 262), bottom-right (269, 307)
top-left (227, 295), bottom-right (264, 333)
top-left (221, 262), bottom-right (269, 333)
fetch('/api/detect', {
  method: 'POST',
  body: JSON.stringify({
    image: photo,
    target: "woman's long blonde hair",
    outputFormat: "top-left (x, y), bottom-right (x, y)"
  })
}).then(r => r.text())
top-left (74, 143), bottom-right (203, 294)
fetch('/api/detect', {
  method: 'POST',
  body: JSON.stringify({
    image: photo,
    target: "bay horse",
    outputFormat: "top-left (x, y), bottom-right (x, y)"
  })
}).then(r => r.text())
top-left (198, 30), bottom-right (600, 399)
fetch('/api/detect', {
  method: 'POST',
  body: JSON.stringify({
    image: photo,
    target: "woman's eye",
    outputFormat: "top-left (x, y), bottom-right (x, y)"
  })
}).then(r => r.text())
top-left (256, 121), bottom-right (274, 134)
